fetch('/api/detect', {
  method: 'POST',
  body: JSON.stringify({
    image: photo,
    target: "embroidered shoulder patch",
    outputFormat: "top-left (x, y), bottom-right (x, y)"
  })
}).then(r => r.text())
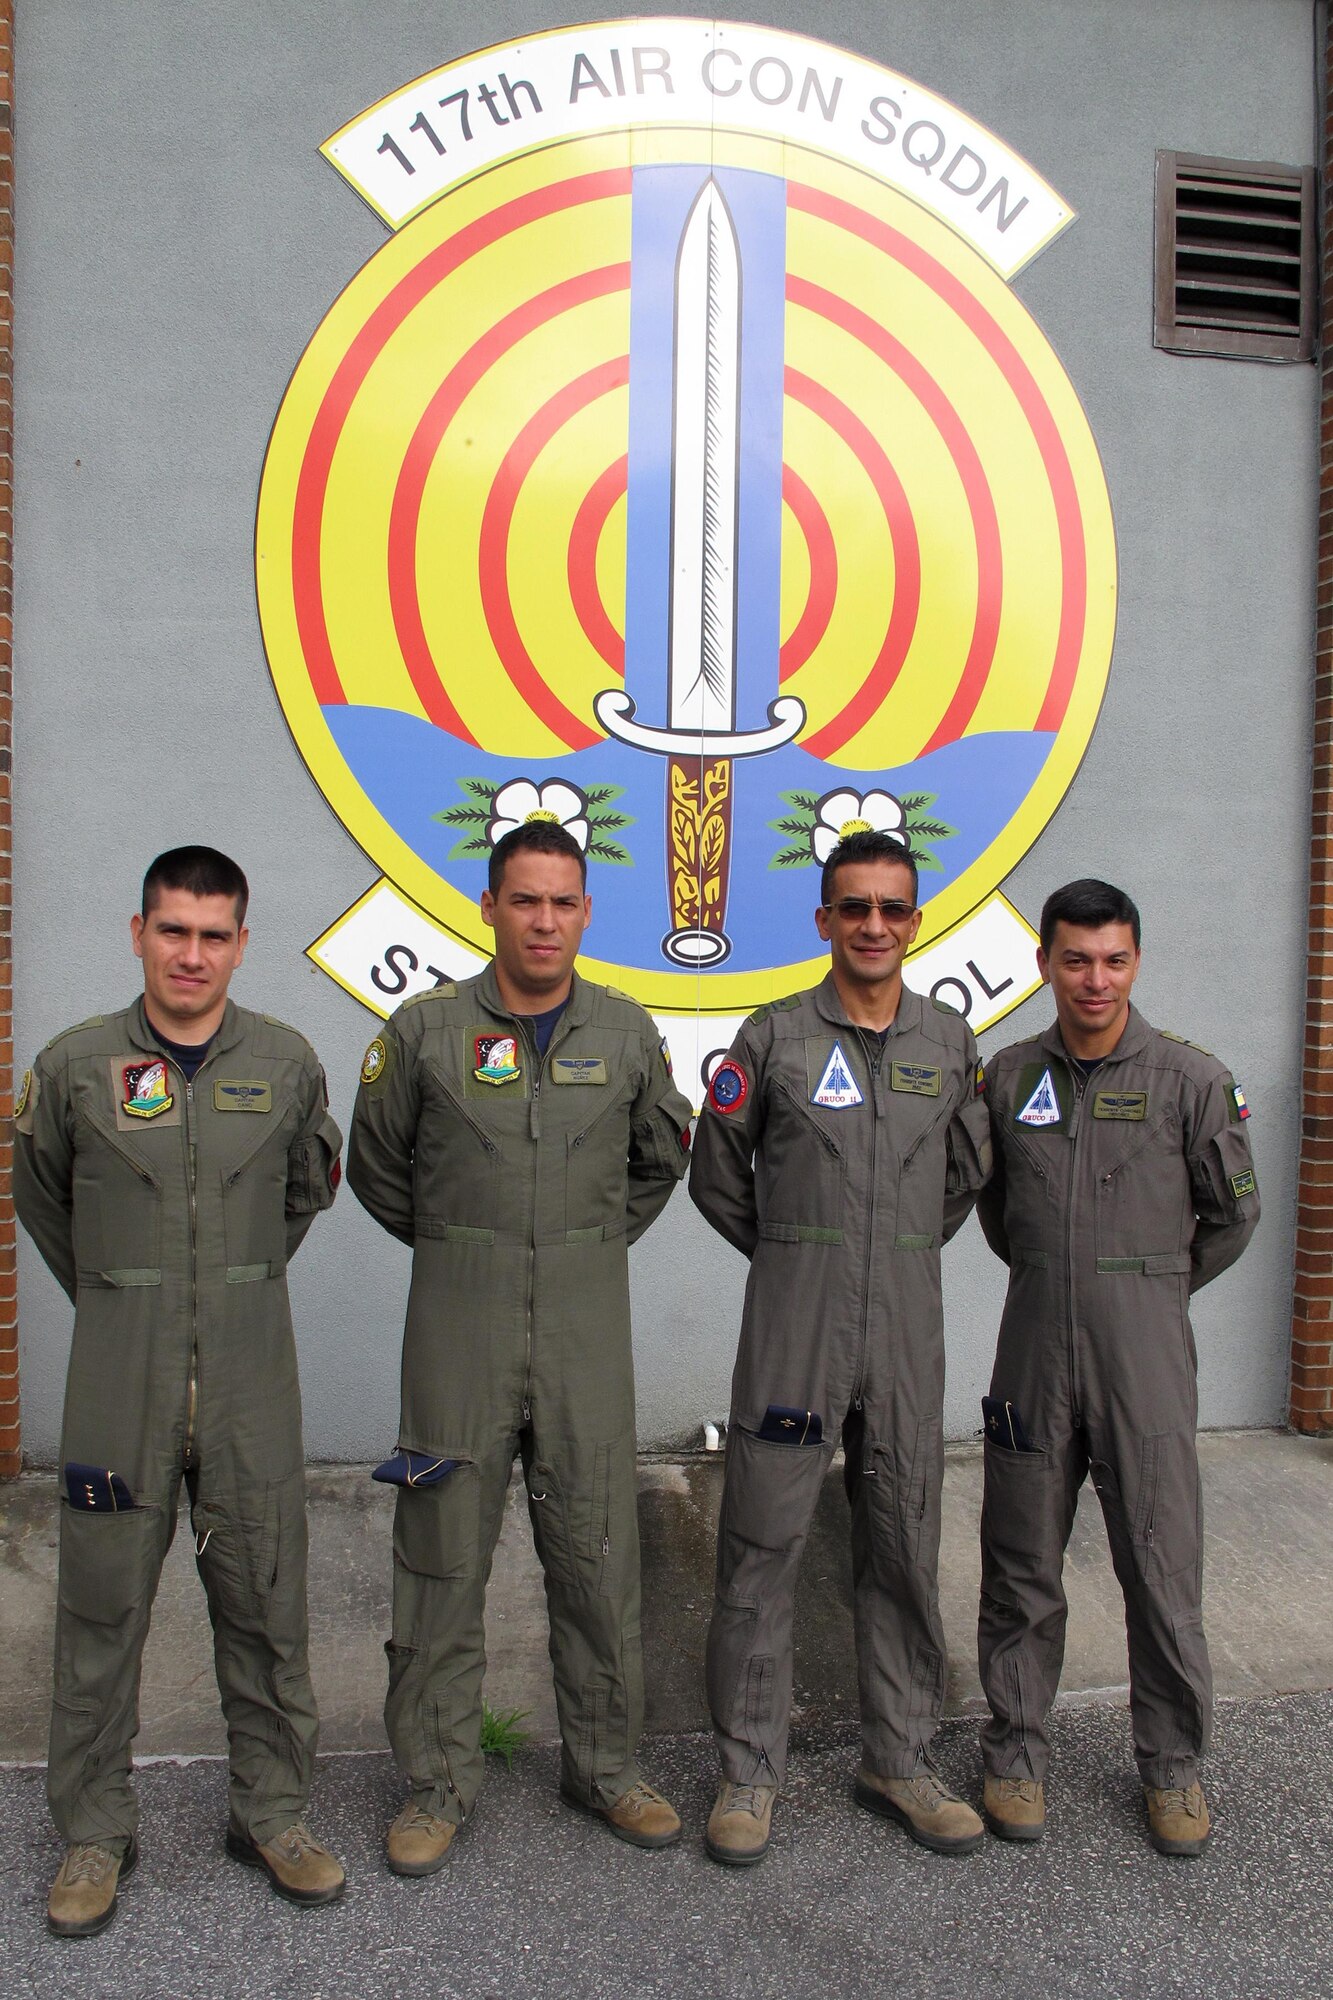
top-left (811, 1042), bottom-right (863, 1109)
top-left (360, 1036), bottom-right (390, 1087)
top-left (707, 1060), bottom-right (749, 1114)
top-left (1231, 1084), bottom-right (1250, 1122)
top-left (14, 1067), bottom-right (30, 1119)
top-left (1015, 1068), bottom-right (1061, 1127)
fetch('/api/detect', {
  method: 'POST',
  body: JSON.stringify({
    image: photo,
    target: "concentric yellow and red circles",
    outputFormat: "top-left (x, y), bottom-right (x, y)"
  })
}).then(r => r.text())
top-left (256, 126), bottom-right (1115, 998)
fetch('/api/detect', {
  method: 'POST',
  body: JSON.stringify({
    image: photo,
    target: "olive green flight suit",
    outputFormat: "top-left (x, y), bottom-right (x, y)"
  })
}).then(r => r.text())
top-left (346, 965), bottom-right (692, 1823)
top-left (976, 1008), bottom-right (1259, 1790)
top-left (14, 998), bottom-right (342, 1853)
top-left (688, 978), bottom-right (992, 1787)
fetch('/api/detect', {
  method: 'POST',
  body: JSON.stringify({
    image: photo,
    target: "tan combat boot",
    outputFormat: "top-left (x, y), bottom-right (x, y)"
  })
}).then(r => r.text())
top-left (386, 1802), bottom-right (458, 1877)
top-left (225, 1820), bottom-right (346, 1904)
top-left (855, 1765), bottom-right (985, 1855)
top-left (561, 1779), bottom-right (682, 1849)
top-left (983, 1774), bottom-right (1046, 1843)
top-left (1144, 1781), bottom-right (1210, 1857)
top-left (47, 1836), bottom-right (138, 1939)
top-left (705, 1781), bottom-right (777, 1866)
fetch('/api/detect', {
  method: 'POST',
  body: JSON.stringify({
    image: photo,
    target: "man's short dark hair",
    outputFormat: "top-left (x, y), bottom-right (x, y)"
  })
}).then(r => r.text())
top-left (1039, 878), bottom-right (1141, 954)
top-left (821, 829), bottom-right (918, 908)
top-left (142, 846), bottom-right (249, 925)
top-left (489, 821), bottom-right (588, 894)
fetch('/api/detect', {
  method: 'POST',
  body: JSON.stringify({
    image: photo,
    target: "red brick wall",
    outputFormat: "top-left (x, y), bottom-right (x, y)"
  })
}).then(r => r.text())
top-left (1292, 24), bottom-right (1333, 1433)
top-left (0, 3), bottom-right (14, 1477)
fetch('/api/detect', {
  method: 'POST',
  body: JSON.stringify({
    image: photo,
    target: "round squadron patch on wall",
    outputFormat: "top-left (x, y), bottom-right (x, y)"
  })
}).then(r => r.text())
top-left (257, 19), bottom-right (1114, 1043)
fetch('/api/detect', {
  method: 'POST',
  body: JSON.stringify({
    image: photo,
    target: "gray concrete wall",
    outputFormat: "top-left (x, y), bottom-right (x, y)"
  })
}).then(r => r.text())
top-left (13, 0), bottom-right (1316, 1458)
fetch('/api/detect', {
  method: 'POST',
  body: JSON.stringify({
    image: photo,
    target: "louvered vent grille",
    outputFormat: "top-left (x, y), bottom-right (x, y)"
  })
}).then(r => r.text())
top-left (1154, 151), bottom-right (1315, 362)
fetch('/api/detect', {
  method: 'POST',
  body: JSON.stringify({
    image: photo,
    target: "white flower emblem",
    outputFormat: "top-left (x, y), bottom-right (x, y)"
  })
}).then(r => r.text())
top-left (487, 778), bottom-right (589, 852)
top-left (810, 788), bottom-right (907, 865)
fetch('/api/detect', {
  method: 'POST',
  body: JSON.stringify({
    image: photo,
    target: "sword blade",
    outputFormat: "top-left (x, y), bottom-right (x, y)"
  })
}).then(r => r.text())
top-left (668, 179), bottom-right (741, 738)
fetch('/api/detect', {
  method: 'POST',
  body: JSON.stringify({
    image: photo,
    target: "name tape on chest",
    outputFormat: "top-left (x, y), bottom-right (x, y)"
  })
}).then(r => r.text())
top-left (550, 1056), bottom-right (607, 1085)
top-left (1091, 1091), bottom-right (1147, 1121)
top-left (1015, 1067), bottom-right (1061, 1127)
top-left (811, 1041), bottom-right (863, 1109)
top-left (890, 1061), bottom-right (942, 1098)
top-left (214, 1080), bottom-right (272, 1113)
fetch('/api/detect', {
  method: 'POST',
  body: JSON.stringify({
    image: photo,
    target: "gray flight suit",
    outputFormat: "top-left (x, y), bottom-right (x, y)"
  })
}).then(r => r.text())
top-left (688, 977), bottom-right (992, 1787)
top-left (14, 998), bottom-right (342, 1853)
top-left (976, 1008), bottom-right (1259, 1790)
top-left (346, 964), bottom-right (692, 1823)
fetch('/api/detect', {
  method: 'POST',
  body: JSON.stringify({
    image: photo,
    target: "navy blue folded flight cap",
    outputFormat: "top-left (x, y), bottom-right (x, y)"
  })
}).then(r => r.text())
top-left (64, 1462), bottom-right (138, 1511)
top-left (372, 1449), bottom-right (458, 1488)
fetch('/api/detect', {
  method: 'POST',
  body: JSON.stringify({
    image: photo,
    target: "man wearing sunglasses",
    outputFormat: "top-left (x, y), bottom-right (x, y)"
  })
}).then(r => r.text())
top-left (975, 879), bottom-right (1259, 1857)
top-left (689, 829), bottom-right (992, 1865)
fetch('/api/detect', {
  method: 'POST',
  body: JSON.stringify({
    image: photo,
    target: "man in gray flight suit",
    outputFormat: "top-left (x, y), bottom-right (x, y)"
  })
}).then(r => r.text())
top-left (15, 847), bottom-right (344, 1938)
top-left (976, 878), bottom-right (1259, 1856)
top-left (689, 830), bottom-right (993, 1865)
top-left (348, 821), bottom-right (693, 1877)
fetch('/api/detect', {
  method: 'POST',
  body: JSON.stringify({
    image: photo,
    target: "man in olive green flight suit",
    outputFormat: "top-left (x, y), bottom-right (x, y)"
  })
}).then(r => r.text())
top-left (976, 878), bottom-right (1259, 1857)
top-left (15, 847), bottom-right (344, 1938)
top-left (689, 830), bottom-right (993, 1866)
top-left (348, 821), bottom-right (693, 1877)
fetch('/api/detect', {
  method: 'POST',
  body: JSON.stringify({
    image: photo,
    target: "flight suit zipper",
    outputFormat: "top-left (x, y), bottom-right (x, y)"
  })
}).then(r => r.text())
top-left (181, 1071), bottom-right (200, 1469)
top-left (855, 1041), bottom-right (883, 1409)
top-left (1064, 1061), bottom-right (1086, 1426)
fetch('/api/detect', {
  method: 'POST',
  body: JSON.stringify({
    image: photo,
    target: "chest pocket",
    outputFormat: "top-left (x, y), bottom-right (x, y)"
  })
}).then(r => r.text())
top-left (219, 1103), bottom-right (299, 1273)
top-left (72, 1109), bottom-right (163, 1281)
top-left (757, 1078), bottom-right (846, 1238)
top-left (416, 1062), bottom-right (504, 1230)
top-left (1093, 1109), bottom-right (1189, 1264)
top-left (564, 1071), bottom-right (635, 1238)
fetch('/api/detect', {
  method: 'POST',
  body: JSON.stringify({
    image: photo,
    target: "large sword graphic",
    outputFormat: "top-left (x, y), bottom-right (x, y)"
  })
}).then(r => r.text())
top-left (595, 178), bottom-right (804, 967)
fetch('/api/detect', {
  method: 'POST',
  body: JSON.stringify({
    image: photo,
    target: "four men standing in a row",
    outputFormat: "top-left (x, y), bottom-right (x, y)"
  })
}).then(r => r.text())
top-left (14, 831), bottom-right (1258, 1937)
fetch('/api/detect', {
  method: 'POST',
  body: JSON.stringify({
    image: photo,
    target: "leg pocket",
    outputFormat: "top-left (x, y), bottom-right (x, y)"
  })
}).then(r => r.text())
top-left (721, 1424), bottom-right (827, 1553)
top-left (58, 1502), bottom-right (165, 1626)
top-left (392, 1465), bottom-right (481, 1581)
top-left (1132, 1431), bottom-right (1201, 1585)
top-left (980, 1439), bottom-right (1052, 1609)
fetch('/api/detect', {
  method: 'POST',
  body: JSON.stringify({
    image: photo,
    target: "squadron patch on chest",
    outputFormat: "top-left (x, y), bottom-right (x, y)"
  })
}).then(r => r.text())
top-left (121, 1058), bottom-right (174, 1121)
top-left (474, 1034), bottom-right (521, 1087)
top-left (213, 1080), bottom-right (272, 1113)
top-left (811, 1042), bottom-right (863, 1109)
top-left (890, 1061), bottom-right (941, 1098)
top-left (1015, 1067), bottom-right (1061, 1127)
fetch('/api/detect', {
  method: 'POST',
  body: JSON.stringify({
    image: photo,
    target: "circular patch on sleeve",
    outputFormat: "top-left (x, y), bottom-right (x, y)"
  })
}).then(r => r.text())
top-left (360, 1037), bottom-right (389, 1087)
top-left (708, 1061), bottom-right (749, 1115)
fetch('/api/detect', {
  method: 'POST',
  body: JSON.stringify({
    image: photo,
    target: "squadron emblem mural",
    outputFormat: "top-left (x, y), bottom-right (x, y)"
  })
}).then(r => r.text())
top-left (256, 18), bottom-right (1117, 1090)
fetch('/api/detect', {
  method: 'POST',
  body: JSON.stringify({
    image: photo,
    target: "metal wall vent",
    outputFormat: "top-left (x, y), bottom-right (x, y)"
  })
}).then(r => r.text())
top-left (1154, 150), bottom-right (1315, 362)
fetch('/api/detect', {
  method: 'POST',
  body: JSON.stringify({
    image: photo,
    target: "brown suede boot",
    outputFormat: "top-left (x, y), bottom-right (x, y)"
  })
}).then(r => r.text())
top-left (560, 1779), bottom-right (682, 1849)
top-left (1144, 1781), bottom-right (1210, 1857)
top-left (983, 1775), bottom-right (1046, 1843)
top-left (386, 1802), bottom-right (458, 1878)
top-left (705, 1782), bottom-right (777, 1866)
top-left (225, 1820), bottom-right (346, 1904)
top-left (855, 1766), bottom-right (984, 1855)
top-left (47, 1836), bottom-right (138, 1939)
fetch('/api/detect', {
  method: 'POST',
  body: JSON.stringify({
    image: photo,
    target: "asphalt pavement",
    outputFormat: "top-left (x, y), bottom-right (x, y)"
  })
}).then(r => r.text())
top-left (3, 1693), bottom-right (1331, 2000)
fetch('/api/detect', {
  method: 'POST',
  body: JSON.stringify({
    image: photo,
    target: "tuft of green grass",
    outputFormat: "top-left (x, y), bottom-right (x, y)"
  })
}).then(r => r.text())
top-left (480, 1701), bottom-right (531, 1769)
